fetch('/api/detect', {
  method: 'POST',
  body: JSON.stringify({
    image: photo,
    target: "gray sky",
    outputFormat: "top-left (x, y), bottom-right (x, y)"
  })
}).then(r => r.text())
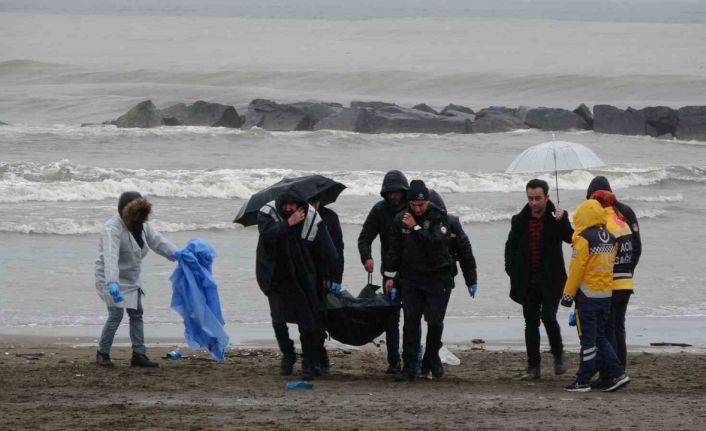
top-left (1, 0), bottom-right (705, 23)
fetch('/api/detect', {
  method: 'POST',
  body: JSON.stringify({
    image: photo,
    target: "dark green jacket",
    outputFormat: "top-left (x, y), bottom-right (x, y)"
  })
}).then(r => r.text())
top-left (504, 201), bottom-right (573, 305)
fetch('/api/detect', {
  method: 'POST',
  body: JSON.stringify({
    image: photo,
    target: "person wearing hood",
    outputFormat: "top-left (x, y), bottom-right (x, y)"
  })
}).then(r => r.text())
top-left (561, 199), bottom-right (630, 392)
top-left (256, 186), bottom-right (337, 380)
top-left (504, 179), bottom-right (573, 381)
top-left (95, 191), bottom-right (178, 368)
top-left (308, 195), bottom-right (344, 374)
top-left (386, 180), bottom-right (476, 382)
top-left (588, 182), bottom-right (638, 386)
top-left (357, 169), bottom-right (409, 373)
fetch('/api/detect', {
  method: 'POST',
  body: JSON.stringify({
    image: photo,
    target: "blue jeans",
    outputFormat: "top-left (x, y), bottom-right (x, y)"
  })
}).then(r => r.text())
top-left (574, 294), bottom-right (624, 383)
top-left (98, 294), bottom-right (146, 355)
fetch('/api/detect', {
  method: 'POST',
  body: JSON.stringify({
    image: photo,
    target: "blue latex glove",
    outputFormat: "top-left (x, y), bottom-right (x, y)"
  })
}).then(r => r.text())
top-left (568, 311), bottom-right (577, 327)
top-left (560, 294), bottom-right (574, 308)
top-left (390, 287), bottom-right (398, 302)
top-left (173, 249), bottom-right (183, 260)
top-left (467, 284), bottom-right (478, 298)
top-left (107, 282), bottom-right (124, 303)
top-left (330, 282), bottom-right (342, 294)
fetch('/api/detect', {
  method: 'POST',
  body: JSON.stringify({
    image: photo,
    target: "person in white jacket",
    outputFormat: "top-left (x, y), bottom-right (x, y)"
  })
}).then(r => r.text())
top-left (94, 191), bottom-right (177, 368)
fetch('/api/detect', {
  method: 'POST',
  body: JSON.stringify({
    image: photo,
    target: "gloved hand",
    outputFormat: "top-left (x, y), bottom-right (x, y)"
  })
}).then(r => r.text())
top-left (330, 282), bottom-right (342, 294)
top-left (107, 282), bottom-right (124, 303)
top-left (173, 249), bottom-right (183, 260)
top-left (568, 311), bottom-right (577, 327)
top-left (467, 284), bottom-right (478, 298)
top-left (560, 294), bottom-right (574, 308)
top-left (390, 287), bottom-right (398, 302)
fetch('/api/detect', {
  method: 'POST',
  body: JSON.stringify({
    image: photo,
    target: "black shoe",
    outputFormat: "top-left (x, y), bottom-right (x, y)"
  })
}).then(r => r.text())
top-left (603, 374), bottom-right (630, 392)
top-left (565, 378), bottom-right (591, 392)
top-left (280, 352), bottom-right (296, 377)
top-left (521, 366), bottom-right (540, 381)
top-left (589, 377), bottom-right (612, 390)
top-left (385, 363), bottom-right (401, 375)
top-left (431, 357), bottom-right (444, 379)
top-left (394, 368), bottom-right (415, 382)
top-left (301, 367), bottom-right (317, 381)
top-left (318, 348), bottom-right (330, 375)
top-left (95, 351), bottom-right (114, 368)
top-left (553, 354), bottom-right (567, 376)
top-left (130, 352), bottom-right (159, 368)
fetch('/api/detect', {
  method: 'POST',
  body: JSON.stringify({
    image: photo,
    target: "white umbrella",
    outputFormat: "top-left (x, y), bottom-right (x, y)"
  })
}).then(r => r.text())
top-left (506, 138), bottom-right (605, 203)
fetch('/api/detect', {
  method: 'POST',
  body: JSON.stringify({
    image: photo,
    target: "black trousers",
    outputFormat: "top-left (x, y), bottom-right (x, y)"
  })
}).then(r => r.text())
top-left (522, 292), bottom-right (563, 368)
top-left (606, 289), bottom-right (632, 369)
top-left (268, 289), bottom-right (321, 372)
top-left (400, 277), bottom-right (452, 371)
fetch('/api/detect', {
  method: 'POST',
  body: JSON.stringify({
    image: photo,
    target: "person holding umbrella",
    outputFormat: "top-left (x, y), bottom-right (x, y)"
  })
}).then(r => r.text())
top-left (505, 179), bottom-right (573, 380)
top-left (255, 186), bottom-right (337, 380)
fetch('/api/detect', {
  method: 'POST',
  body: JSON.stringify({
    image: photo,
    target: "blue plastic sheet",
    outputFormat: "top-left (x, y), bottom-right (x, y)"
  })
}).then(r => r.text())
top-left (170, 238), bottom-right (229, 362)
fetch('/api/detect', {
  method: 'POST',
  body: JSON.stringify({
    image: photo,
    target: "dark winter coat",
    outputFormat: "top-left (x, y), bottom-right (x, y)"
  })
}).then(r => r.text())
top-left (504, 201), bottom-right (573, 305)
top-left (318, 206), bottom-right (344, 284)
top-left (256, 190), bottom-right (337, 296)
top-left (386, 204), bottom-right (457, 282)
top-left (357, 170), bottom-right (409, 275)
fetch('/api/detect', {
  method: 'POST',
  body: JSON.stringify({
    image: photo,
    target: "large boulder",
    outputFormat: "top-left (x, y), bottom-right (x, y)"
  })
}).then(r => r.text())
top-left (440, 104), bottom-right (474, 116)
top-left (0, 120), bottom-right (8, 126)
top-left (675, 106), bottom-right (706, 141)
top-left (593, 105), bottom-right (646, 135)
top-left (350, 101), bottom-right (395, 109)
top-left (362, 105), bottom-right (470, 134)
top-left (471, 108), bottom-right (527, 133)
top-left (114, 100), bottom-right (163, 128)
top-left (313, 107), bottom-right (372, 132)
top-left (640, 106), bottom-right (678, 137)
top-left (162, 101), bottom-right (243, 128)
top-left (242, 99), bottom-right (340, 131)
top-left (412, 103), bottom-right (439, 115)
top-left (573, 103), bottom-right (594, 128)
top-left (524, 107), bottom-right (588, 131)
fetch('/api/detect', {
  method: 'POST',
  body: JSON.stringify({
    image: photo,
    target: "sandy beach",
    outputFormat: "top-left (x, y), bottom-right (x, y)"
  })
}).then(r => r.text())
top-left (1, 336), bottom-right (704, 430)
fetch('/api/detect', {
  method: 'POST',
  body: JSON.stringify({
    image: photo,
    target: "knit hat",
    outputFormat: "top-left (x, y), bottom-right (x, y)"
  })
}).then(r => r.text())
top-left (586, 176), bottom-right (612, 199)
top-left (407, 180), bottom-right (429, 201)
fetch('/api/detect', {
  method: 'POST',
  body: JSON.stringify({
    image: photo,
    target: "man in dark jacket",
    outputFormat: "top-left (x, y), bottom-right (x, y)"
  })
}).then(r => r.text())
top-left (357, 170), bottom-right (409, 373)
top-left (256, 187), bottom-right (337, 380)
top-left (386, 180), bottom-right (476, 382)
top-left (309, 197), bottom-right (344, 374)
top-left (504, 179), bottom-right (573, 380)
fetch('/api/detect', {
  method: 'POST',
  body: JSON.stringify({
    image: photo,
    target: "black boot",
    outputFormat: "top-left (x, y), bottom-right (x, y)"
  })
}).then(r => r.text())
top-left (95, 350), bottom-right (114, 368)
top-left (319, 347), bottom-right (330, 375)
top-left (300, 330), bottom-right (318, 381)
top-left (273, 323), bottom-right (296, 376)
top-left (130, 352), bottom-right (159, 368)
top-left (426, 324), bottom-right (444, 378)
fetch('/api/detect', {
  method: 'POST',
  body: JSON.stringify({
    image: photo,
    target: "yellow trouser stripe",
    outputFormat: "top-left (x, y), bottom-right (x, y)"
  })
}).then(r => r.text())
top-left (575, 308), bottom-right (582, 337)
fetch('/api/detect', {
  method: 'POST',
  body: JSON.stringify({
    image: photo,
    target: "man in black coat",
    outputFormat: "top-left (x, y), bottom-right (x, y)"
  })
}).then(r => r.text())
top-left (357, 170), bottom-right (409, 373)
top-left (386, 180), bottom-right (476, 382)
top-left (504, 179), bottom-right (573, 380)
top-left (256, 187), bottom-right (337, 380)
top-left (308, 197), bottom-right (344, 374)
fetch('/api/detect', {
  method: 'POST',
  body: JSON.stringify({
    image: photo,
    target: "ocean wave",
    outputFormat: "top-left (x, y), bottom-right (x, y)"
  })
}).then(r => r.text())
top-left (622, 193), bottom-right (684, 203)
top-left (2, 160), bottom-right (705, 203)
top-left (0, 219), bottom-right (236, 235)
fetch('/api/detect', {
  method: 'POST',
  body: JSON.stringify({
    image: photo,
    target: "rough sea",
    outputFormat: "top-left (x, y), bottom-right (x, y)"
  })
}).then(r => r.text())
top-left (1, 1), bottom-right (705, 349)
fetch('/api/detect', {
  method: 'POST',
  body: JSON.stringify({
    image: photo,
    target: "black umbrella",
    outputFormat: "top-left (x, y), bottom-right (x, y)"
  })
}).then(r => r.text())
top-left (233, 175), bottom-right (346, 226)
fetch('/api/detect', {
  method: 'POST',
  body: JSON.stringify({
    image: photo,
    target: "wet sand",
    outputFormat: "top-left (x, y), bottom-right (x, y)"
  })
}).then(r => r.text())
top-left (1, 337), bottom-right (705, 430)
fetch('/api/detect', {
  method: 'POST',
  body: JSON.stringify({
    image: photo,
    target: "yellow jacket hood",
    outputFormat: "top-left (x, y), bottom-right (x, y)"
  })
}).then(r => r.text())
top-left (572, 199), bottom-right (607, 241)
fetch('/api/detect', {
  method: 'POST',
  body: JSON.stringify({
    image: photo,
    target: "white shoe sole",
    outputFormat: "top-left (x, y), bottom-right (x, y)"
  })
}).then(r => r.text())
top-left (565, 386), bottom-right (591, 393)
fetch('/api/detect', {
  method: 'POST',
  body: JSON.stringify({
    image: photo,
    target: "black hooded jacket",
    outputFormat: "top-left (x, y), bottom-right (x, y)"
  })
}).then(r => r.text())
top-left (504, 200), bottom-right (574, 305)
top-left (428, 190), bottom-right (477, 286)
top-left (256, 188), bottom-right (337, 296)
top-left (386, 203), bottom-right (456, 281)
top-left (357, 170), bottom-right (409, 275)
top-left (586, 176), bottom-right (642, 270)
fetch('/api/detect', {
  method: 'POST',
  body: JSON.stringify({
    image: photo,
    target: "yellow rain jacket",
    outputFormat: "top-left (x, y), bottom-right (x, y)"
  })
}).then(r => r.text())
top-left (603, 206), bottom-right (635, 290)
top-left (563, 200), bottom-right (617, 299)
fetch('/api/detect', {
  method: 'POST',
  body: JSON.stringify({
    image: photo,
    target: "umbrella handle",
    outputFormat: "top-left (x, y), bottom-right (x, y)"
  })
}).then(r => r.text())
top-left (553, 136), bottom-right (560, 205)
top-left (368, 273), bottom-right (373, 286)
